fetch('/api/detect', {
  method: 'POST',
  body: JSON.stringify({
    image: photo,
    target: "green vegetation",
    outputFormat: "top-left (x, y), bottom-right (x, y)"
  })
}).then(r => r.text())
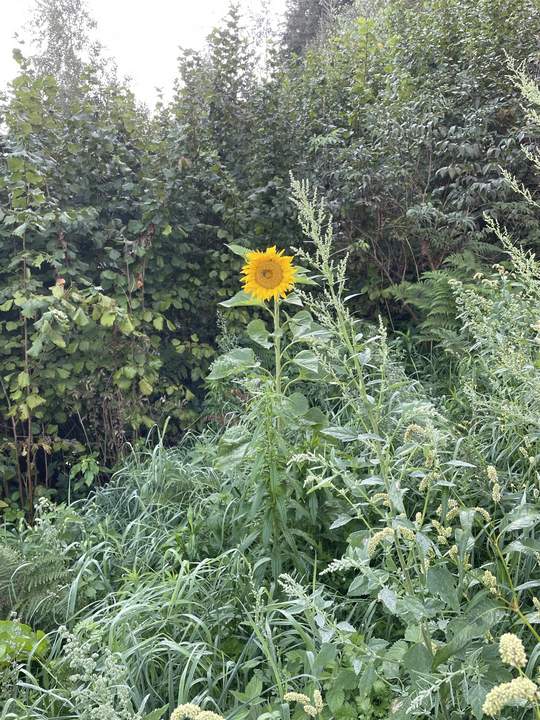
top-left (2, 0), bottom-right (540, 718)
top-left (1, 0), bottom-right (539, 509)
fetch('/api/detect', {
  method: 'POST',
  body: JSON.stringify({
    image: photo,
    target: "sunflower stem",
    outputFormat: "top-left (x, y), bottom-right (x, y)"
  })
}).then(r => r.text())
top-left (273, 296), bottom-right (282, 396)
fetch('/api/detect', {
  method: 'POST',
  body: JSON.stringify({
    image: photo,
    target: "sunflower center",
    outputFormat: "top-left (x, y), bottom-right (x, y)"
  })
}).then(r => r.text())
top-left (255, 260), bottom-right (284, 289)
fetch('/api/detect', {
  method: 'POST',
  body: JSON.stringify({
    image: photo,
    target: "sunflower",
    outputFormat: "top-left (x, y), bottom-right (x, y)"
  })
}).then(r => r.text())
top-left (241, 246), bottom-right (296, 302)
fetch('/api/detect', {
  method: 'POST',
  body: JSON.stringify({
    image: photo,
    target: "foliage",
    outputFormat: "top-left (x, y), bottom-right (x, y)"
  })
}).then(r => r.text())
top-left (1, 0), bottom-right (539, 504)
top-left (2, 8), bottom-right (540, 717)
top-left (0, 498), bottom-right (71, 620)
top-left (3, 144), bottom-right (540, 718)
top-left (282, 0), bottom-right (355, 56)
top-left (0, 619), bottom-right (48, 667)
top-left (27, 0), bottom-right (109, 90)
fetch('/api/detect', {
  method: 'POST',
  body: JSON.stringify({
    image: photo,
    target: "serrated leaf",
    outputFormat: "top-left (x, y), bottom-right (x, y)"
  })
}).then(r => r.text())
top-left (141, 706), bottom-right (167, 720)
top-left (294, 266), bottom-right (317, 285)
top-left (72, 307), bottom-right (89, 327)
top-left (119, 317), bottom-right (135, 334)
top-left (383, 640), bottom-right (408, 679)
top-left (403, 643), bottom-right (433, 682)
top-left (282, 291), bottom-right (303, 306)
top-left (12, 223), bottom-right (27, 238)
top-left (287, 391), bottom-right (309, 416)
top-left (207, 347), bottom-right (257, 381)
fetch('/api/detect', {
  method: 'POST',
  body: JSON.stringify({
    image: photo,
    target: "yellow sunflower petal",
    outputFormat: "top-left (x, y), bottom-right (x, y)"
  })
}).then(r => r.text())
top-left (241, 247), bottom-right (296, 302)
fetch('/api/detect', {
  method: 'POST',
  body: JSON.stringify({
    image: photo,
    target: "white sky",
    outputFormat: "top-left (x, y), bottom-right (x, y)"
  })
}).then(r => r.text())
top-left (0, 0), bottom-right (287, 106)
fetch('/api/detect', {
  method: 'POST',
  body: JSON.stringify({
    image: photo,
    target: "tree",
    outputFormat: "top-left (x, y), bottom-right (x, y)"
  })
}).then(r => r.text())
top-left (282, 0), bottom-right (355, 55)
top-left (26, 0), bottom-right (113, 89)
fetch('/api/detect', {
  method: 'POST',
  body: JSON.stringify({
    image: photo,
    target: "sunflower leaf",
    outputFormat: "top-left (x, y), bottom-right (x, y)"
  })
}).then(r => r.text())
top-left (282, 292), bottom-right (303, 306)
top-left (293, 349), bottom-right (319, 374)
top-left (227, 243), bottom-right (250, 258)
top-left (220, 291), bottom-right (265, 308)
top-left (247, 319), bottom-right (273, 348)
top-left (207, 347), bottom-right (258, 380)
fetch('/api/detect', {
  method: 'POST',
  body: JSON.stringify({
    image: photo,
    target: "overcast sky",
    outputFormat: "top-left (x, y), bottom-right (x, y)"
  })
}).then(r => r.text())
top-left (0, 0), bottom-right (287, 106)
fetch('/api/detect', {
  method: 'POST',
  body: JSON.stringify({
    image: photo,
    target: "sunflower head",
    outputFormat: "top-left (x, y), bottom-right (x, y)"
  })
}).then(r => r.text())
top-left (241, 246), bottom-right (296, 302)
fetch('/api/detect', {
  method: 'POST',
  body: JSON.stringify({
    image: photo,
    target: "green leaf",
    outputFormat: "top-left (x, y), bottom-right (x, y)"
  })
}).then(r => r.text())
top-left (504, 538), bottom-right (540, 556)
top-left (0, 620), bottom-right (49, 664)
top-left (100, 311), bottom-right (116, 327)
top-left (403, 643), bottom-right (433, 681)
top-left (502, 505), bottom-right (540, 533)
top-left (207, 347), bottom-right (257, 381)
top-left (383, 640), bottom-right (408, 679)
top-left (247, 318), bottom-right (272, 348)
top-left (287, 391), bottom-right (309, 416)
top-left (220, 290), bottom-right (265, 308)
top-left (427, 565), bottom-right (459, 610)
top-left (141, 707), bottom-right (168, 720)
top-left (73, 307), bottom-right (89, 327)
top-left (468, 685), bottom-right (488, 720)
top-left (17, 371), bottom-right (30, 388)
top-left (26, 394), bottom-right (45, 410)
top-left (28, 338), bottom-right (43, 358)
top-left (227, 243), bottom-right (249, 258)
top-left (282, 291), bottom-right (303, 306)
top-left (378, 586), bottom-right (397, 614)
top-left (432, 619), bottom-right (484, 669)
top-left (294, 265), bottom-right (317, 285)
top-left (119, 317), bottom-right (135, 334)
top-left (138, 378), bottom-right (153, 396)
top-left (292, 349), bottom-right (319, 374)
top-left (320, 425), bottom-right (358, 442)
top-left (290, 310), bottom-right (331, 341)
top-left (12, 222), bottom-right (27, 238)
top-left (243, 675), bottom-right (263, 701)
top-left (128, 219), bottom-right (143, 233)
top-left (326, 688), bottom-right (345, 713)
